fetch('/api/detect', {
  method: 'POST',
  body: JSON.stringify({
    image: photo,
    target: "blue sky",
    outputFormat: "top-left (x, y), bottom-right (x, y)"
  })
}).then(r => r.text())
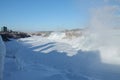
top-left (0, 0), bottom-right (119, 32)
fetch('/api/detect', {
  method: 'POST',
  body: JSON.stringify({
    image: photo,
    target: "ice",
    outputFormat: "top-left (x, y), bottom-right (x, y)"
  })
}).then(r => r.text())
top-left (0, 36), bottom-right (6, 80)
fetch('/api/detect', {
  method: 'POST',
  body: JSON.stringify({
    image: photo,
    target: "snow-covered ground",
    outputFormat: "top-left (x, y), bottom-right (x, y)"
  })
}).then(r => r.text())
top-left (0, 36), bottom-right (6, 80)
top-left (3, 35), bottom-right (120, 80)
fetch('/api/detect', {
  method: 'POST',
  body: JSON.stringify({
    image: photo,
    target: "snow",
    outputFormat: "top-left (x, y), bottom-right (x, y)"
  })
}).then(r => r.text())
top-left (3, 3), bottom-right (120, 80)
top-left (3, 36), bottom-right (120, 80)
top-left (48, 32), bottom-right (66, 40)
top-left (0, 36), bottom-right (6, 80)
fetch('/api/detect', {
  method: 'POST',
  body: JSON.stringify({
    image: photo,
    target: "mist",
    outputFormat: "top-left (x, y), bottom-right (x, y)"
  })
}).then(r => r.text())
top-left (80, 5), bottom-right (120, 65)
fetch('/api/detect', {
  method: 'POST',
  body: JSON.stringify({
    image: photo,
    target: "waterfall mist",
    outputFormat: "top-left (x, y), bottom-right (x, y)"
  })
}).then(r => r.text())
top-left (80, 5), bottom-right (120, 65)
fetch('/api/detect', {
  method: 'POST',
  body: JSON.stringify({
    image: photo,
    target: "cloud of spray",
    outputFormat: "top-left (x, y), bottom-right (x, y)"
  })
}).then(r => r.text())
top-left (81, 5), bottom-right (120, 65)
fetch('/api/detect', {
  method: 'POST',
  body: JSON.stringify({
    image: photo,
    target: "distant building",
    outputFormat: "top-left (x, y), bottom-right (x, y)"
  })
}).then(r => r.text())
top-left (1, 26), bottom-right (8, 32)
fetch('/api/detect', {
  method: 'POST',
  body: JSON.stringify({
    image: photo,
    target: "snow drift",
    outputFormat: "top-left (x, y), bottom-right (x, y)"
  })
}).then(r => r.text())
top-left (6, 35), bottom-right (120, 80)
top-left (48, 32), bottom-right (66, 40)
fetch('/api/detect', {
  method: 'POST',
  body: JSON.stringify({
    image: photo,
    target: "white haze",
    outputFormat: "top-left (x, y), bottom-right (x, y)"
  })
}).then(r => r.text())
top-left (80, 5), bottom-right (120, 65)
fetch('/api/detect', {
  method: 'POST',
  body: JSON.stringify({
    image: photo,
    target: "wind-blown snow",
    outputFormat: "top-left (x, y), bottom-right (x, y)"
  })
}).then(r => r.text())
top-left (80, 6), bottom-right (120, 65)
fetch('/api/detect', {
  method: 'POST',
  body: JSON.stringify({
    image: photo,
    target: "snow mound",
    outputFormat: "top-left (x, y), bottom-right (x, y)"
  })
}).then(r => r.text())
top-left (48, 32), bottom-right (66, 40)
top-left (0, 36), bottom-right (6, 80)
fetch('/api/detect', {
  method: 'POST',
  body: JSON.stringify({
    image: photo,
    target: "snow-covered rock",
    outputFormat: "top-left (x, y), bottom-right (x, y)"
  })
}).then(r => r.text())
top-left (48, 32), bottom-right (66, 40)
top-left (0, 36), bottom-right (6, 80)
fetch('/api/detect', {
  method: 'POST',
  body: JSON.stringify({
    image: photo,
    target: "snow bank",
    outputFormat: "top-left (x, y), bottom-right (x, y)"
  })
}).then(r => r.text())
top-left (48, 32), bottom-right (66, 40)
top-left (0, 36), bottom-right (6, 80)
top-left (47, 31), bottom-right (84, 50)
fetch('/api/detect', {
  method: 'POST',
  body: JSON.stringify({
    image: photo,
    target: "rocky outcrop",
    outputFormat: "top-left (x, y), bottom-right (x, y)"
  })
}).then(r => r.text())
top-left (0, 32), bottom-right (31, 41)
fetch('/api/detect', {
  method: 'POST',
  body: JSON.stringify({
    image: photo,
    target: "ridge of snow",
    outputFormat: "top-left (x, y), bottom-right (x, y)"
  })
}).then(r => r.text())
top-left (0, 36), bottom-right (6, 80)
